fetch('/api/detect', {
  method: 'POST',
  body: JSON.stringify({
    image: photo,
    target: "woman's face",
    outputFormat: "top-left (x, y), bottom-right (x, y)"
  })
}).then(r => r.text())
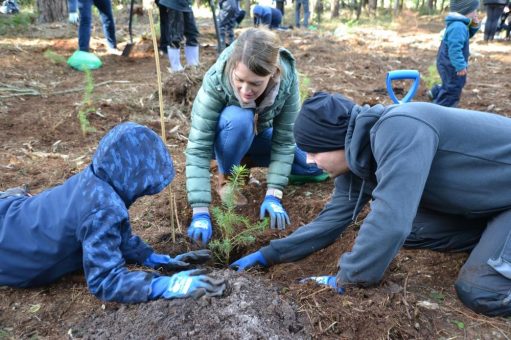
top-left (232, 62), bottom-right (272, 103)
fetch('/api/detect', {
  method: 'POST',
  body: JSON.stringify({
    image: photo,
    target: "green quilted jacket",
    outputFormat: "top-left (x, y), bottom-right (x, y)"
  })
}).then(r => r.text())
top-left (185, 45), bottom-right (300, 208)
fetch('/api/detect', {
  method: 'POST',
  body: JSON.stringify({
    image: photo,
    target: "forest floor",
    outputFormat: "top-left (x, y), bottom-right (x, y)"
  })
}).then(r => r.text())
top-left (1, 7), bottom-right (511, 339)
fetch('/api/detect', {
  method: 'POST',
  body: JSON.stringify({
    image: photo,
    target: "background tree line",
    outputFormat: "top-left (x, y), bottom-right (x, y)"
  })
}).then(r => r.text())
top-left (32, 0), bottom-right (448, 25)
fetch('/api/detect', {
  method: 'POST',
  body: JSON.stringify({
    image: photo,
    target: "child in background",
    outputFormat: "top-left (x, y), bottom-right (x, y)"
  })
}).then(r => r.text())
top-left (218, 0), bottom-right (240, 47)
top-left (429, 0), bottom-right (480, 107)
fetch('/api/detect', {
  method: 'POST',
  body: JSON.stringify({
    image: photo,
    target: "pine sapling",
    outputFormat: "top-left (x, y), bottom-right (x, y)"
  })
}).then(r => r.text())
top-left (209, 165), bottom-right (268, 265)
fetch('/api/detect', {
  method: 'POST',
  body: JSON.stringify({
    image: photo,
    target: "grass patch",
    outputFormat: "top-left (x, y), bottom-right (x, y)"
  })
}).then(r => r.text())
top-left (423, 63), bottom-right (440, 89)
top-left (0, 9), bottom-right (35, 35)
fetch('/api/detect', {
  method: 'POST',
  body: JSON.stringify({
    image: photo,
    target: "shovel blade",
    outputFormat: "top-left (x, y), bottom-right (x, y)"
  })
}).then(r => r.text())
top-left (121, 43), bottom-right (134, 57)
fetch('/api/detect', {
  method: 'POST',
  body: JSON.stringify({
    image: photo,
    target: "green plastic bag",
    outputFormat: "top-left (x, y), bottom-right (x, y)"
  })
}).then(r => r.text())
top-left (67, 51), bottom-right (102, 71)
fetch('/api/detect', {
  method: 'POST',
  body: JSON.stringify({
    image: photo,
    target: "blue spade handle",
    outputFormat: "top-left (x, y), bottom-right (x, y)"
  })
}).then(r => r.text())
top-left (386, 70), bottom-right (420, 104)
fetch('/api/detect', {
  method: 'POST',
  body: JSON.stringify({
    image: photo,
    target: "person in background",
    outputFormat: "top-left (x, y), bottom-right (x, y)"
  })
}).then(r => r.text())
top-left (483, 0), bottom-right (508, 41)
top-left (185, 28), bottom-right (328, 245)
top-left (253, 5), bottom-right (282, 29)
top-left (294, 0), bottom-right (309, 29)
top-left (68, 0), bottom-right (121, 55)
top-left (274, 0), bottom-right (286, 16)
top-left (218, 0), bottom-right (240, 47)
top-left (428, 0), bottom-right (480, 107)
top-left (232, 91), bottom-right (511, 317)
top-left (0, 122), bottom-right (225, 303)
top-left (155, 0), bottom-right (200, 72)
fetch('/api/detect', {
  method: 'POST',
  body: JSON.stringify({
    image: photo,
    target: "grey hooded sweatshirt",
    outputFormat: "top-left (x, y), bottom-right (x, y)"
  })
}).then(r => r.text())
top-left (260, 102), bottom-right (511, 286)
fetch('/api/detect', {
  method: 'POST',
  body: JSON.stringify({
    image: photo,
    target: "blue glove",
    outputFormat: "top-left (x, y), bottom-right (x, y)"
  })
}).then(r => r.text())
top-left (259, 195), bottom-right (290, 230)
top-left (175, 249), bottom-right (212, 264)
top-left (229, 251), bottom-right (268, 272)
top-left (143, 252), bottom-right (190, 271)
top-left (187, 213), bottom-right (213, 244)
top-left (300, 275), bottom-right (345, 294)
top-left (149, 269), bottom-right (226, 300)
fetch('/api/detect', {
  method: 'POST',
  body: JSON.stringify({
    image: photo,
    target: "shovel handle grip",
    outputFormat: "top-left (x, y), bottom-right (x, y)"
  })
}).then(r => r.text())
top-left (386, 70), bottom-right (420, 104)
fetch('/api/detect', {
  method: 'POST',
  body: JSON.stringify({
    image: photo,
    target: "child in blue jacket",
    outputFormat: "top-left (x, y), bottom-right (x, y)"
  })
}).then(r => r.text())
top-left (0, 123), bottom-right (225, 303)
top-left (429, 0), bottom-right (480, 107)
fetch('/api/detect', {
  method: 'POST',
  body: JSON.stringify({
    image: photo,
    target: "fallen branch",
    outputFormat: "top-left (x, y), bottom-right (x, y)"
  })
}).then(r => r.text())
top-left (50, 80), bottom-right (131, 96)
top-left (0, 83), bottom-right (40, 98)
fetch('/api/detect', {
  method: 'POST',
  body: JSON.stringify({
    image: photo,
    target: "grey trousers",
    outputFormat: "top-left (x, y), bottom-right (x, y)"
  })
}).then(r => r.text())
top-left (404, 208), bottom-right (511, 316)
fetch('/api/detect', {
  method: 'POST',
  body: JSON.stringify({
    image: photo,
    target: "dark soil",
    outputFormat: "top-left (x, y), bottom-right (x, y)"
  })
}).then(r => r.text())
top-left (1, 8), bottom-right (511, 340)
top-left (73, 270), bottom-right (310, 340)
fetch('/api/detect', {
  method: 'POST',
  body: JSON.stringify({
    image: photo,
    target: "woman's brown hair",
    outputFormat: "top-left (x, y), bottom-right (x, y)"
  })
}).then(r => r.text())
top-left (225, 27), bottom-right (282, 77)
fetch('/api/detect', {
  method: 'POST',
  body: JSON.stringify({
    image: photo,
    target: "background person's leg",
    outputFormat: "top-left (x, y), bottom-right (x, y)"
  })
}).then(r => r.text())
top-left (455, 209), bottom-right (511, 316)
top-left (434, 64), bottom-right (465, 108)
top-left (77, 0), bottom-right (93, 52)
top-left (295, 1), bottom-right (301, 27)
top-left (302, 0), bottom-right (310, 27)
top-left (404, 208), bottom-right (486, 252)
top-left (157, 2), bottom-right (170, 54)
top-left (94, 0), bottom-right (117, 50)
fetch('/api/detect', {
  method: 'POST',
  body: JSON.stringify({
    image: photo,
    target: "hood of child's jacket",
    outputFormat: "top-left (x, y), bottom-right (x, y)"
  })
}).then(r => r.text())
top-left (445, 13), bottom-right (471, 25)
top-left (91, 122), bottom-right (175, 207)
top-left (345, 103), bottom-right (387, 180)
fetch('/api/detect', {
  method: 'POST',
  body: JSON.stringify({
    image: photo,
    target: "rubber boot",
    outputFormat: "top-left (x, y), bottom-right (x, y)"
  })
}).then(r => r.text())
top-left (184, 45), bottom-right (200, 67)
top-left (217, 173), bottom-right (248, 207)
top-left (167, 46), bottom-right (184, 72)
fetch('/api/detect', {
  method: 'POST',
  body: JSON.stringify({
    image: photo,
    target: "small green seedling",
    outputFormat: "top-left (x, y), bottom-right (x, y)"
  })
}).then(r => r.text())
top-left (77, 69), bottom-right (97, 135)
top-left (43, 50), bottom-right (66, 65)
top-left (424, 64), bottom-right (441, 89)
top-left (430, 290), bottom-right (445, 302)
top-left (298, 73), bottom-right (312, 104)
top-left (209, 165), bottom-right (268, 265)
top-left (452, 320), bottom-right (465, 330)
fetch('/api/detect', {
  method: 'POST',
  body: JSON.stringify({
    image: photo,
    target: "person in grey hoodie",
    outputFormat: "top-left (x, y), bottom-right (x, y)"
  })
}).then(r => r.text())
top-left (231, 92), bottom-right (511, 317)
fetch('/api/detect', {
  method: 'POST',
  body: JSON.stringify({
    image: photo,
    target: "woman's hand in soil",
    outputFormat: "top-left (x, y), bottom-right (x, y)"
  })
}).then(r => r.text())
top-left (259, 195), bottom-right (290, 230)
top-left (175, 249), bottom-right (212, 265)
top-left (229, 251), bottom-right (268, 272)
top-left (143, 252), bottom-right (191, 271)
top-left (187, 213), bottom-right (213, 244)
top-left (149, 269), bottom-right (226, 300)
top-left (300, 276), bottom-right (345, 294)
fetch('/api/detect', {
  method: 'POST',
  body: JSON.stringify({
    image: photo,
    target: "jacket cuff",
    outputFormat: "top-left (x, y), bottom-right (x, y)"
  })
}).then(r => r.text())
top-left (259, 245), bottom-right (280, 265)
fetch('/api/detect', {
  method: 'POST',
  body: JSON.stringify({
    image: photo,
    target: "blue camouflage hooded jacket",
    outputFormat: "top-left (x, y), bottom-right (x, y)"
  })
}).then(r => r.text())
top-left (0, 122), bottom-right (174, 303)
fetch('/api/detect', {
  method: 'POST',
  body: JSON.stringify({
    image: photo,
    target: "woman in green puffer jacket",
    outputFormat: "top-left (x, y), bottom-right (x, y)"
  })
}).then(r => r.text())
top-left (185, 27), bottom-right (327, 244)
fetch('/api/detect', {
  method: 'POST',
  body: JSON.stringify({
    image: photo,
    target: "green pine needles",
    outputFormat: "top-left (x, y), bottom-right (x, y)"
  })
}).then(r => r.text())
top-left (209, 165), bottom-right (268, 265)
top-left (77, 69), bottom-right (97, 135)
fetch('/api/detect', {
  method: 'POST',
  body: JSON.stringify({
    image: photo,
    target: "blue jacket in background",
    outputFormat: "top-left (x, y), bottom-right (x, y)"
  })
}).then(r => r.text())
top-left (261, 102), bottom-right (511, 286)
top-left (438, 13), bottom-right (478, 72)
top-left (0, 122), bottom-right (174, 303)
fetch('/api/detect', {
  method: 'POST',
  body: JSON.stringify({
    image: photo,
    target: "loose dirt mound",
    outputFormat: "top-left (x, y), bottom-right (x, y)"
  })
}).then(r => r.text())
top-left (72, 270), bottom-right (310, 339)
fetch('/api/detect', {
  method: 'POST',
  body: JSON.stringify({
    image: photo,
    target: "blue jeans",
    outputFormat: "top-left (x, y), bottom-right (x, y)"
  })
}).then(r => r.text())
top-left (214, 106), bottom-right (322, 176)
top-left (78, 0), bottom-right (116, 52)
top-left (295, 0), bottom-right (309, 28)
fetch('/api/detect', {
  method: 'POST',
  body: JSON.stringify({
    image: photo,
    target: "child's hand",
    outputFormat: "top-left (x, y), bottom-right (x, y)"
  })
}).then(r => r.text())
top-left (457, 69), bottom-right (467, 76)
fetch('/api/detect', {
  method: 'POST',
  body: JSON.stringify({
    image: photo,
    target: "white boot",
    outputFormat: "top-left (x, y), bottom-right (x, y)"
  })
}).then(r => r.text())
top-left (167, 46), bottom-right (184, 72)
top-left (184, 45), bottom-right (200, 67)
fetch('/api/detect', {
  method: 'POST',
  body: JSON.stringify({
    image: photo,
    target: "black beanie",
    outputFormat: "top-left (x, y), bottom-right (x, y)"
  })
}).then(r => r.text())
top-left (450, 0), bottom-right (479, 15)
top-left (293, 92), bottom-right (355, 153)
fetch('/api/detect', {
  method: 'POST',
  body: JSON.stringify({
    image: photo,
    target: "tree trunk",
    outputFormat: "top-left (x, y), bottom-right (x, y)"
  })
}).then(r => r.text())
top-left (393, 0), bottom-right (399, 16)
top-left (331, 0), bottom-right (340, 18)
top-left (244, 0), bottom-right (251, 17)
top-left (369, 0), bottom-right (377, 14)
top-left (427, 0), bottom-right (434, 12)
top-left (37, 0), bottom-right (68, 23)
